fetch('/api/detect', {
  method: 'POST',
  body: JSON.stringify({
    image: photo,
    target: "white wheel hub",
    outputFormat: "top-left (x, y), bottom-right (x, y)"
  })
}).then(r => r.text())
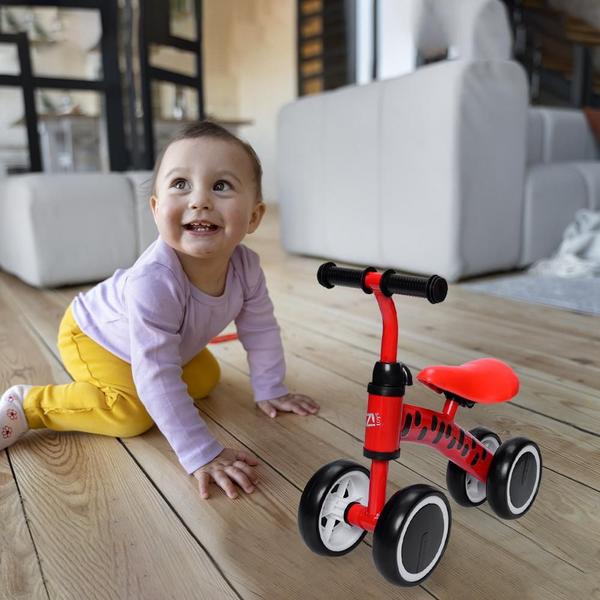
top-left (318, 470), bottom-right (369, 552)
top-left (465, 436), bottom-right (500, 504)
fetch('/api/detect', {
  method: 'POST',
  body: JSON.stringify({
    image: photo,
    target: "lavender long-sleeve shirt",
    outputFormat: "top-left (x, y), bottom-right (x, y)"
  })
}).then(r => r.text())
top-left (71, 237), bottom-right (288, 474)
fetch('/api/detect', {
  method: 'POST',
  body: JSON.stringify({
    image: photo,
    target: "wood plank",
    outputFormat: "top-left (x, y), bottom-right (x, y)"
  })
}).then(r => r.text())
top-left (0, 289), bottom-right (240, 600)
top-left (251, 258), bottom-right (600, 396)
top-left (0, 453), bottom-right (47, 600)
top-left (10, 430), bottom-right (238, 600)
top-left (449, 282), bottom-right (600, 345)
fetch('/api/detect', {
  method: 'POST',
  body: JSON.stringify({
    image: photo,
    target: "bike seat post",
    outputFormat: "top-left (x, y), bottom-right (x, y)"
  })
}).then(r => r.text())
top-left (442, 398), bottom-right (460, 421)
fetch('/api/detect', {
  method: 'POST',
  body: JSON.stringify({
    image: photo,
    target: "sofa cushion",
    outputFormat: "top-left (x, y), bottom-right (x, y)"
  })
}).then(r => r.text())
top-left (570, 162), bottom-right (600, 211)
top-left (0, 173), bottom-right (138, 287)
top-left (520, 163), bottom-right (590, 266)
top-left (533, 107), bottom-right (599, 164)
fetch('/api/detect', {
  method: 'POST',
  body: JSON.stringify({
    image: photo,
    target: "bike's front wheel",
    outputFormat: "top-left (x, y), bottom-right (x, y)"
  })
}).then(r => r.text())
top-left (372, 484), bottom-right (451, 586)
top-left (298, 459), bottom-right (370, 556)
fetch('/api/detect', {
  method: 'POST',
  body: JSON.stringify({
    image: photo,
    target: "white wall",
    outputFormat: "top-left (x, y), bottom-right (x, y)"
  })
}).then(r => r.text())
top-left (377, 0), bottom-right (422, 79)
top-left (202, 0), bottom-right (239, 120)
top-left (355, 0), bottom-right (374, 85)
top-left (203, 0), bottom-right (296, 203)
top-left (231, 0), bottom-right (296, 203)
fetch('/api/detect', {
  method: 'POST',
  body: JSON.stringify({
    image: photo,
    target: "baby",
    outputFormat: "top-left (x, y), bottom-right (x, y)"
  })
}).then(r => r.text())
top-left (0, 121), bottom-right (319, 499)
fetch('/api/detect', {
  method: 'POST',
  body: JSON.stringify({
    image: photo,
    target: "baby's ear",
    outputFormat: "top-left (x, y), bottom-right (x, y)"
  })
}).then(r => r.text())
top-left (248, 201), bottom-right (266, 233)
top-left (149, 195), bottom-right (158, 219)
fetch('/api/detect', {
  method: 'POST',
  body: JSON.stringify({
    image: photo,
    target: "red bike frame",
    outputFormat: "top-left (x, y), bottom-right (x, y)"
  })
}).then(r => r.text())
top-left (346, 271), bottom-right (495, 532)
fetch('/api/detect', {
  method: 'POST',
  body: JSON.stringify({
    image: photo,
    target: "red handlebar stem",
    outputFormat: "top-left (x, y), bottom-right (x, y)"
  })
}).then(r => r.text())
top-left (364, 272), bottom-right (398, 363)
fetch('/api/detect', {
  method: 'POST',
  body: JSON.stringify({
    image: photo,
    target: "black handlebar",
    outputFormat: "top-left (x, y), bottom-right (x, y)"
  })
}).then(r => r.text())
top-left (317, 262), bottom-right (448, 304)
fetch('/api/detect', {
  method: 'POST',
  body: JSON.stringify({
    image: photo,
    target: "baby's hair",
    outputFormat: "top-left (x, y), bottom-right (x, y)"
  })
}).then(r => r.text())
top-left (150, 120), bottom-right (263, 201)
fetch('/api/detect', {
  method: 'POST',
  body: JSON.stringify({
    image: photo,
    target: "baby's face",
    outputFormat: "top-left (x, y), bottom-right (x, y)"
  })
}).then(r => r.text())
top-left (151, 137), bottom-right (264, 262)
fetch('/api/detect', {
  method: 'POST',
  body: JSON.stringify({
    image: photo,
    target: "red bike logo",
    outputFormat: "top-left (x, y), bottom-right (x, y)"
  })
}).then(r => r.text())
top-left (366, 412), bottom-right (382, 427)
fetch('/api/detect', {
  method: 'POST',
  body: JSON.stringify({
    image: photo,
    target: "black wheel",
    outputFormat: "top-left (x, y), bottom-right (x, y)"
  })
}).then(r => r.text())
top-left (487, 437), bottom-right (542, 520)
top-left (372, 484), bottom-right (451, 586)
top-left (446, 426), bottom-right (501, 507)
top-left (298, 459), bottom-right (370, 556)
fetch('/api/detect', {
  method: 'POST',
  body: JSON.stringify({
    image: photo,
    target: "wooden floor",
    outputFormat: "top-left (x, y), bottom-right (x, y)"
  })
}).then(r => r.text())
top-left (1, 207), bottom-right (599, 600)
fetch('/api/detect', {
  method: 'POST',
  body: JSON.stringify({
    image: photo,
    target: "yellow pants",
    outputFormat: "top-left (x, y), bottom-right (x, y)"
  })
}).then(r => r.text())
top-left (23, 303), bottom-right (221, 438)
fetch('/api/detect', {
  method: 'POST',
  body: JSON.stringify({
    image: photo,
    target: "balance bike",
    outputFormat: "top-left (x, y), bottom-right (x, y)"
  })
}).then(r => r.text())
top-left (298, 263), bottom-right (542, 587)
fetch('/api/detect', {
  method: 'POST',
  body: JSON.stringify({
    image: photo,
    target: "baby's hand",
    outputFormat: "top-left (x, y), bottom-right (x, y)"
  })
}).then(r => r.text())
top-left (192, 448), bottom-right (259, 499)
top-left (257, 393), bottom-right (320, 418)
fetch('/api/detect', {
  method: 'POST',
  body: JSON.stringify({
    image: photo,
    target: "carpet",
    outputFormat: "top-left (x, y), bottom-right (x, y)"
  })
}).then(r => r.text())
top-left (461, 273), bottom-right (600, 316)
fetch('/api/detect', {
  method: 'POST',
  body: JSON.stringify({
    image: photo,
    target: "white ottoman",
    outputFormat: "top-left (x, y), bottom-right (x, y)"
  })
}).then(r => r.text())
top-left (0, 173), bottom-right (138, 287)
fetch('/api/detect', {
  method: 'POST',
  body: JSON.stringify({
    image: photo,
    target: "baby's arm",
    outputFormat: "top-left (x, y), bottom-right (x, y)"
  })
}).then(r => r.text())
top-left (234, 250), bottom-right (320, 417)
top-left (126, 270), bottom-right (225, 472)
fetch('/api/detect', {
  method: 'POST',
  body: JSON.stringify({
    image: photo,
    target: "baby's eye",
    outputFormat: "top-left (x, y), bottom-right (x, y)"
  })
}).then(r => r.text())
top-left (214, 180), bottom-right (232, 192)
top-left (171, 178), bottom-right (188, 190)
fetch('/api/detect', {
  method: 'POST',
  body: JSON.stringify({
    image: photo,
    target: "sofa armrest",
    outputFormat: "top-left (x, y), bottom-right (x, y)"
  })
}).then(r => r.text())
top-left (124, 170), bottom-right (158, 254)
top-left (527, 107), bottom-right (599, 166)
top-left (277, 59), bottom-right (528, 280)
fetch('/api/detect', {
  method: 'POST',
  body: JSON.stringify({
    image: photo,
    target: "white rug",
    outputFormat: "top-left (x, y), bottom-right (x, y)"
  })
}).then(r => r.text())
top-left (461, 274), bottom-right (600, 316)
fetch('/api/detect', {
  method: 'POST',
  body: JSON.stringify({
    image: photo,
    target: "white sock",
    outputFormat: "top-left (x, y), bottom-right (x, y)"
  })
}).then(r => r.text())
top-left (0, 384), bottom-right (32, 451)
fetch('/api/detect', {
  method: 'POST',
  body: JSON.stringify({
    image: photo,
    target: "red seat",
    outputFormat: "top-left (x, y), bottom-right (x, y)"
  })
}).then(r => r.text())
top-left (416, 358), bottom-right (519, 404)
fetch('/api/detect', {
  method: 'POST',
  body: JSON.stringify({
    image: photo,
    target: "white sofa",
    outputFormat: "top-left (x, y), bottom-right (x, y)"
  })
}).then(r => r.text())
top-left (277, 61), bottom-right (600, 281)
top-left (277, 0), bottom-right (600, 281)
top-left (278, 59), bottom-right (531, 281)
top-left (0, 171), bottom-right (157, 287)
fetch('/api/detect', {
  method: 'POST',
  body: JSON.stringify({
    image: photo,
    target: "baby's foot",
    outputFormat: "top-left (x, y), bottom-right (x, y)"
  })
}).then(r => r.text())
top-left (0, 384), bottom-right (32, 451)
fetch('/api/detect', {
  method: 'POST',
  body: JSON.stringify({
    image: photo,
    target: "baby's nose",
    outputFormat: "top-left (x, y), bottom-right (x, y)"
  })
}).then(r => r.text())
top-left (189, 192), bottom-right (213, 209)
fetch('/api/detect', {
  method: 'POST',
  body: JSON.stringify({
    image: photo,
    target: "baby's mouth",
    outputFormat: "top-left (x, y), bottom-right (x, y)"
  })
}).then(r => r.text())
top-left (183, 220), bottom-right (220, 232)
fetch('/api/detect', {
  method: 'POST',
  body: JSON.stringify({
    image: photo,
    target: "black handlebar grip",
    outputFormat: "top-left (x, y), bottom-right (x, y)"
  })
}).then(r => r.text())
top-left (379, 270), bottom-right (448, 303)
top-left (317, 262), bottom-right (448, 303)
top-left (317, 262), bottom-right (376, 294)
